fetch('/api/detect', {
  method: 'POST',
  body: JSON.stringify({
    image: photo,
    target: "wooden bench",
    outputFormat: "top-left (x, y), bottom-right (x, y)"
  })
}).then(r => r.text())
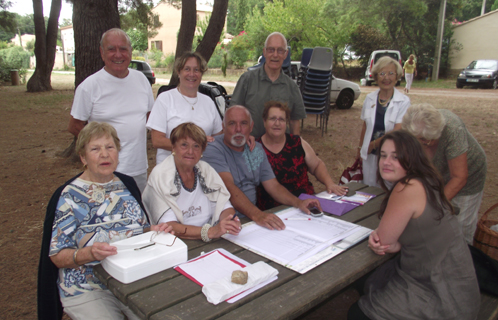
top-left (478, 292), bottom-right (498, 320)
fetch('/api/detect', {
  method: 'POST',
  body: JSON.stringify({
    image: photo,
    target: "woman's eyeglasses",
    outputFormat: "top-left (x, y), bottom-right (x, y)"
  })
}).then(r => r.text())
top-left (378, 71), bottom-right (396, 78)
top-left (134, 228), bottom-right (187, 251)
top-left (268, 117), bottom-right (286, 124)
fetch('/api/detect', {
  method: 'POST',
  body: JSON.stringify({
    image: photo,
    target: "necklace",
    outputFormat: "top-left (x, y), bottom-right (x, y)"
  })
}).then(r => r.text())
top-left (178, 87), bottom-right (198, 110)
top-left (177, 167), bottom-right (198, 192)
top-left (377, 92), bottom-right (393, 107)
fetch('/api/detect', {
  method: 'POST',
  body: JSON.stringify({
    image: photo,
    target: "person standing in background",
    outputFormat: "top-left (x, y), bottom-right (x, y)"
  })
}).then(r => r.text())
top-left (403, 54), bottom-right (417, 94)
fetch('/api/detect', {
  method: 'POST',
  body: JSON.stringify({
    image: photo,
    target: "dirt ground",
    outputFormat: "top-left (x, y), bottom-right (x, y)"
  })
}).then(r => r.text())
top-left (0, 75), bottom-right (497, 319)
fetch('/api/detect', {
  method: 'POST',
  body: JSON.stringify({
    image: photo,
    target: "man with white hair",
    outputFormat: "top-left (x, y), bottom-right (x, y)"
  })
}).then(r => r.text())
top-left (230, 32), bottom-right (306, 138)
top-left (68, 28), bottom-right (154, 192)
top-left (203, 106), bottom-right (321, 230)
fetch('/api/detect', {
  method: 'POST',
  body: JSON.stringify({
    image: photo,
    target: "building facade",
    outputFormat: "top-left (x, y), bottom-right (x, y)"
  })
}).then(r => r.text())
top-left (148, 2), bottom-right (214, 55)
top-left (450, 9), bottom-right (498, 71)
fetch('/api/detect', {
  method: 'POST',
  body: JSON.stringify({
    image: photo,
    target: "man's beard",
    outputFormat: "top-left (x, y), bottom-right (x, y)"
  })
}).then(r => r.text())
top-left (230, 133), bottom-right (246, 147)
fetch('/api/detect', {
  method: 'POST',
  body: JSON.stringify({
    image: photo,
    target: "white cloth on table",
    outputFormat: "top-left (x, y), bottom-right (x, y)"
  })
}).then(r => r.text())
top-left (202, 261), bottom-right (279, 305)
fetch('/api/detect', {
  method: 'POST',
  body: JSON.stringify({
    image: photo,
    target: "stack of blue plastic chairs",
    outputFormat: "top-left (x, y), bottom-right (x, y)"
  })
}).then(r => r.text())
top-left (298, 47), bottom-right (333, 136)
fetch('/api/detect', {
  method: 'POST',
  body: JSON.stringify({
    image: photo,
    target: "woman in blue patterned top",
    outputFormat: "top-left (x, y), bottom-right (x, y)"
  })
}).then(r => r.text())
top-left (41, 122), bottom-right (172, 320)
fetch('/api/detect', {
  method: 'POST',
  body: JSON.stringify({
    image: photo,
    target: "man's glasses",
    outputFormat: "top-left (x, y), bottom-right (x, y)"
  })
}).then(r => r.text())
top-left (265, 47), bottom-right (287, 55)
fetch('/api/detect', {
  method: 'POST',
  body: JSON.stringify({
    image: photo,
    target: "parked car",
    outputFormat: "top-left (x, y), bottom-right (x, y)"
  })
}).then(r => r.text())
top-left (129, 60), bottom-right (156, 85)
top-left (329, 75), bottom-right (361, 109)
top-left (365, 50), bottom-right (402, 86)
top-left (456, 59), bottom-right (498, 89)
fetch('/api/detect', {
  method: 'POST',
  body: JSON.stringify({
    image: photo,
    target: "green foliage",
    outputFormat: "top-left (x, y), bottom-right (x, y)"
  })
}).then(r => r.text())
top-left (126, 28), bottom-right (148, 51)
top-left (0, 46), bottom-right (30, 82)
top-left (227, 32), bottom-right (251, 68)
top-left (221, 50), bottom-right (228, 77)
top-left (454, 0), bottom-right (496, 21)
top-left (192, 14), bottom-right (225, 52)
top-left (207, 44), bottom-right (225, 68)
top-left (25, 39), bottom-right (35, 53)
top-left (349, 25), bottom-right (391, 67)
top-left (120, 1), bottom-right (162, 40)
top-left (132, 56), bottom-right (145, 61)
top-left (227, 0), bottom-right (266, 36)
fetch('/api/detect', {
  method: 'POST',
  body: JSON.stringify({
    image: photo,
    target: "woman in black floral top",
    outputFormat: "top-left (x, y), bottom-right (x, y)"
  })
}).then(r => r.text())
top-left (256, 101), bottom-right (347, 210)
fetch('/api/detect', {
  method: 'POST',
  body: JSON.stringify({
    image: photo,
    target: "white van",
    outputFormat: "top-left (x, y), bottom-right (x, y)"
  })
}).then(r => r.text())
top-left (365, 50), bottom-right (402, 86)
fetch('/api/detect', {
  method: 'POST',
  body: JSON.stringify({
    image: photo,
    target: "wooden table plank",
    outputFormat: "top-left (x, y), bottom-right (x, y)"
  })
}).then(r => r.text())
top-left (216, 215), bottom-right (390, 320)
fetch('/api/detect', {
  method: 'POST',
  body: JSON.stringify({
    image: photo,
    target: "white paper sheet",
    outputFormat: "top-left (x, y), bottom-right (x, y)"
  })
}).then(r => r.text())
top-left (223, 207), bottom-right (371, 273)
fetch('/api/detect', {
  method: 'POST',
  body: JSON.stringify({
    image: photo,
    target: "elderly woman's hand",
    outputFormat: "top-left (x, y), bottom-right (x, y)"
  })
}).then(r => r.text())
top-left (208, 212), bottom-right (242, 238)
top-left (91, 242), bottom-right (118, 261)
top-left (367, 229), bottom-right (390, 255)
top-left (247, 135), bottom-right (256, 151)
top-left (151, 223), bottom-right (174, 235)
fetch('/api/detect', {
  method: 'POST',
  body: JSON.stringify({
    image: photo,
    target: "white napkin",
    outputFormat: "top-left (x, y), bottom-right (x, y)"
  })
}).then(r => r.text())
top-left (201, 261), bottom-right (278, 305)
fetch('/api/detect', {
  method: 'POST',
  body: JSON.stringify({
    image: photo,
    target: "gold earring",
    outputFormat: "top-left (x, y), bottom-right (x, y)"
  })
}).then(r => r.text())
top-left (172, 152), bottom-right (176, 156)
top-left (201, 154), bottom-right (203, 158)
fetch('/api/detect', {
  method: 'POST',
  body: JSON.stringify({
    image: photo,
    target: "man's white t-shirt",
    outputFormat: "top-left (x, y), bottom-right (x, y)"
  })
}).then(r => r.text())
top-left (158, 176), bottom-right (232, 226)
top-left (71, 68), bottom-right (154, 176)
top-left (146, 88), bottom-right (223, 164)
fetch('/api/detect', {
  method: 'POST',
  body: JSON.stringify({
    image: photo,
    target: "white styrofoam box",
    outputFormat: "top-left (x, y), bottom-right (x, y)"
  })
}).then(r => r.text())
top-left (101, 231), bottom-right (187, 284)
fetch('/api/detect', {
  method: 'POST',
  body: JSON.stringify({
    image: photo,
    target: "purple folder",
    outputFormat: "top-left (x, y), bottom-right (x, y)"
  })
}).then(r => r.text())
top-left (299, 193), bottom-right (374, 216)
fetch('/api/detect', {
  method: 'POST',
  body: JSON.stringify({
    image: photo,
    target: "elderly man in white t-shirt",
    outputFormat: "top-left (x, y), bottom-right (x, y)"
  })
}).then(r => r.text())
top-left (68, 28), bottom-right (154, 192)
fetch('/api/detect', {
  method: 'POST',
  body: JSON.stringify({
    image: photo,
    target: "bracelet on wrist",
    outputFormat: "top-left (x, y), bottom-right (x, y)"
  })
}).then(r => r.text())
top-left (72, 248), bottom-right (80, 266)
top-left (201, 224), bottom-right (212, 242)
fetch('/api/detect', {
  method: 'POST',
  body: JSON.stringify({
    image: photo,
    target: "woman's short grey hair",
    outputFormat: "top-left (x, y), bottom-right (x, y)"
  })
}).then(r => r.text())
top-left (76, 122), bottom-right (121, 156)
top-left (372, 56), bottom-right (403, 81)
top-left (100, 28), bottom-right (132, 50)
top-left (402, 103), bottom-right (446, 140)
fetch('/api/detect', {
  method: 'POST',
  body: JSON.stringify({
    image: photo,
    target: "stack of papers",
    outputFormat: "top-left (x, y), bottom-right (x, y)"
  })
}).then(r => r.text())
top-left (315, 191), bottom-right (375, 205)
top-left (223, 208), bottom-right (371, 274)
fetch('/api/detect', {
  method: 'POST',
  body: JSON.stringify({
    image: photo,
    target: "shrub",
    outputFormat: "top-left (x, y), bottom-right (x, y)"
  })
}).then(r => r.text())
top-left (0, 46), bottom-right (30, 82)
top-left (228, 33), bottom-right (251, 69)
top-left (207, 44), bottom-right (225, 68)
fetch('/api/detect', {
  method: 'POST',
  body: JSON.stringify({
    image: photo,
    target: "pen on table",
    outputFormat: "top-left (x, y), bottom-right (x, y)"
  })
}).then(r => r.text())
top-left (285, 218), bottom-right (311, 221)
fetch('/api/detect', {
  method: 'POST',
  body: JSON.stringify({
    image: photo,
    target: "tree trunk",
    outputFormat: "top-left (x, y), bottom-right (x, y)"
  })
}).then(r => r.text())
top-left (196, 0), bottom-right (228, 63)
top-left (169, 0), bottom-right (196, 86)
top-left (26, 0), bottom-right (61, 92)
top-left (72, 0), bottom-right (120, 88)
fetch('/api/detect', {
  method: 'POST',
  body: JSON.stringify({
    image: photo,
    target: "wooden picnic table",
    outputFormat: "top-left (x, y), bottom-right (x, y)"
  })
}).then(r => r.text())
top-left (94, 182), bottom-right (392, 319)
